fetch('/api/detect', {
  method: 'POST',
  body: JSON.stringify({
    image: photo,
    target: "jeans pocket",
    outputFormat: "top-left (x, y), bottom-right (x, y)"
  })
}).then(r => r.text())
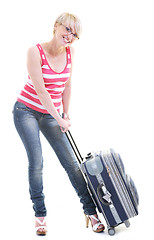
top-left (14, 101), bottom-right (30, 112)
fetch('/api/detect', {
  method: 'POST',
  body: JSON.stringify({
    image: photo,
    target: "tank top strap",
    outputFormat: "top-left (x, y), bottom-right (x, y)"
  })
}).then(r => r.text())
top-left (66, 46), bottom-right (71, 63)
top-left (36, 44), bottom-right (47, 65)
top-left (36, 44), bottom-right (71, 66)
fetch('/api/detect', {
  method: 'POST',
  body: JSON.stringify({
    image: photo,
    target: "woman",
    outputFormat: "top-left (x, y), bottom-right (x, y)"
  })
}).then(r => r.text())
top-left (13, 13), bottom-right (105, 235)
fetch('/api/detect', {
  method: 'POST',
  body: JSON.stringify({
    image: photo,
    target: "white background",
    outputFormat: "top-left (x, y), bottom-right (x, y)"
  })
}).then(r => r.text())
top-left (0, 0), bottom-right (154, 239)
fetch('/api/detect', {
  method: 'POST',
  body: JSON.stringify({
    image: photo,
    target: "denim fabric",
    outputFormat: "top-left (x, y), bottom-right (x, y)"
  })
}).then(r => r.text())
top-left (13, 101), bottom-right (96, 217)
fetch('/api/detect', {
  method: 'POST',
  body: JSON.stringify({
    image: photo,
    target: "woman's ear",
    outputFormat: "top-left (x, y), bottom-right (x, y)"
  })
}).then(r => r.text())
top-left (53, 22), bottom-right (59, 34)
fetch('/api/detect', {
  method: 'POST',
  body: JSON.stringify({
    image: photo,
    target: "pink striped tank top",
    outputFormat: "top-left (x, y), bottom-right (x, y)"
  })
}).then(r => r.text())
top-left (17, 44), bottom-right (71, 113)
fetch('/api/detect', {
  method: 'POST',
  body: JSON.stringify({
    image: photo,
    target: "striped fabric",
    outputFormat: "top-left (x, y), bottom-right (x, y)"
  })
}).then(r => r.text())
top-left (17, 44), bottom-right (71, 113)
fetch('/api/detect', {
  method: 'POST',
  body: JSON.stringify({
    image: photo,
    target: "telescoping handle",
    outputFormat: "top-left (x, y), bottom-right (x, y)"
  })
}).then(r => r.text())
top-left (65, 130), bottom-right (83, 164)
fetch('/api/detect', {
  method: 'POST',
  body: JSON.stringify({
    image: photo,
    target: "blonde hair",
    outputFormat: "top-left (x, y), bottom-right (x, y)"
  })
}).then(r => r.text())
top-left (53, 12), bottom-right (82, 38)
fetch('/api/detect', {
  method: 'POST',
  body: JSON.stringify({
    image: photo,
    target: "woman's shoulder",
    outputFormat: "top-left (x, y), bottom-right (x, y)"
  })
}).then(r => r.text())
top-left (27, 45), bottom-right (40, 55)
top-left (27, 45), bottom-right (41, 61)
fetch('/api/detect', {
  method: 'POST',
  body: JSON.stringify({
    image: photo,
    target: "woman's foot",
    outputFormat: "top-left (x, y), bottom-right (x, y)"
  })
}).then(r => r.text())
top-left (35, 217), bottom-right (47, 235)
top-left (85, 214), bottom-right (105, 233)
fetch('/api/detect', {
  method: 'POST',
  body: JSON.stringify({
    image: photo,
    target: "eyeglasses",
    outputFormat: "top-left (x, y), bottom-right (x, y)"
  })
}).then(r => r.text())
top-left (61, 24), bottom-right (79, 40)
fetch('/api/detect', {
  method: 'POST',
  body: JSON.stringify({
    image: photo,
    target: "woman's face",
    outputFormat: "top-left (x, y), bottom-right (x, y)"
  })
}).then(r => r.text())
top-left (54, 22), bottom-right (78, 47)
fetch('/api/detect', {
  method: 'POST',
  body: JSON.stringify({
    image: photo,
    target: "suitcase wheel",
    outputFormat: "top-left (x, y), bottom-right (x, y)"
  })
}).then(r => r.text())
top-left (124, 220), bottom-right (130, 228)
top-left (108, 227), bottom-right (115, 236)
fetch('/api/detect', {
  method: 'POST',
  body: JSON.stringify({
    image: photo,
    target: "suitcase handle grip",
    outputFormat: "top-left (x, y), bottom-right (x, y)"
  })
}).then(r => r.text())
top-left (97, 184), bottom-right (112, 206)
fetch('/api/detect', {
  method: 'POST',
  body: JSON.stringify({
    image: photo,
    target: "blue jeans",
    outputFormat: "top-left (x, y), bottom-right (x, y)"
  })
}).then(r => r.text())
top-left (13, 101), bottom-right (96, 217)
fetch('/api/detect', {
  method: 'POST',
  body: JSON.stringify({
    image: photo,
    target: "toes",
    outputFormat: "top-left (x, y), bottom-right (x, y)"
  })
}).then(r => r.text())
top-left (99, 224), bottom-right (105, 230)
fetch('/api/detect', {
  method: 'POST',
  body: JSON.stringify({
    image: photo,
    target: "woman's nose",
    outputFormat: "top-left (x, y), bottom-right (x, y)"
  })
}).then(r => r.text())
top-left (67, 33), bottom-right (73, 39)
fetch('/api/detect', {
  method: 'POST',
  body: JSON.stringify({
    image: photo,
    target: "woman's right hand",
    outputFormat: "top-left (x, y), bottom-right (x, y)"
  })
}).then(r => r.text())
top-left (57, 118), bottom-right (71, 132)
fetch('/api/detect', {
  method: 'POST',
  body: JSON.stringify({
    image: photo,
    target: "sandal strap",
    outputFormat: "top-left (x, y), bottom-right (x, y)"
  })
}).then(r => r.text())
top-left (89, 215), bottom-right (99, 221)
top-left (36, 217), bottom-right (46, 225)
top-left (92, 222), bottom-right (103, 231)
top-left (89, 215), bottom-right (104, 231)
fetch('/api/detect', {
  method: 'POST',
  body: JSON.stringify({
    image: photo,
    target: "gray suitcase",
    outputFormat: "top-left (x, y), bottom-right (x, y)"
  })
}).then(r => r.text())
top-left (66, 131), bottom-right (139, 235)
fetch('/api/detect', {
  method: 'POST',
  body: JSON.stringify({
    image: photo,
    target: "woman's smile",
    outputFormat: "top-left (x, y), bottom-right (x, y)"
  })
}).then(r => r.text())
top-left (63, 35), bottom-right (71, 44)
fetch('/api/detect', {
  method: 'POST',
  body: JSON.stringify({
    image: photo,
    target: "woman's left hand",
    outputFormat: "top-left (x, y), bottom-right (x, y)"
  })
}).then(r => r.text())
top-left (60, 113), bottom-right (71, 132)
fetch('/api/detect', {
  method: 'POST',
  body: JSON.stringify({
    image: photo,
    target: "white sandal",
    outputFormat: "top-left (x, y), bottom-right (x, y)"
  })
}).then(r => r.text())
top-left (85, 214), bottom-right (105, 233)
top-left (35, 217), bottom-right (47, 235)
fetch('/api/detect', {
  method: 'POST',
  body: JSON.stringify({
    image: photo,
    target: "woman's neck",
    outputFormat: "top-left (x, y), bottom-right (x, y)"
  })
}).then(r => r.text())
top-left (44, 38), bottom-right (65, 56)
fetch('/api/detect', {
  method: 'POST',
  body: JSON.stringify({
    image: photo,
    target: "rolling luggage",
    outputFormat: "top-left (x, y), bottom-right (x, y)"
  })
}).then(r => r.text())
top-left (65, 130), bottom-right (139, 235)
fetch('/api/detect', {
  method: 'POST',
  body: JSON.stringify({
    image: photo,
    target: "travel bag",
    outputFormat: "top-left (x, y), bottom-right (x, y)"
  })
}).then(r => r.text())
top-left (65, 130), bottom-right (139, 235)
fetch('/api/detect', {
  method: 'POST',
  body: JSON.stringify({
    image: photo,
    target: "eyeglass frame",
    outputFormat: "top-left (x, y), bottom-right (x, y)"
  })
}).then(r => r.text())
top-left (61, 23), bottom-right (79, 40)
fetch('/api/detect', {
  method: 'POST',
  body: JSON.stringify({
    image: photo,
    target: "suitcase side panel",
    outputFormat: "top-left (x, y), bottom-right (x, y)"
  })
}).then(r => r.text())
top-left (111, 150), bottom-right (139, 214)
top-left (85, 173), bottom-right (117, 227)
top-left (107, 150), bottom-right (139, 216)
top-left (82, 157), bottom-right (128, 227)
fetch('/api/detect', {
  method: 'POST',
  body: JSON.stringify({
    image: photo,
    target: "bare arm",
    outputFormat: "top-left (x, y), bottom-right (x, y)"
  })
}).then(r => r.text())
top-left (62, 47), bottom-right (74, 119)
top-left (27, 46), bottom-right (70, 132)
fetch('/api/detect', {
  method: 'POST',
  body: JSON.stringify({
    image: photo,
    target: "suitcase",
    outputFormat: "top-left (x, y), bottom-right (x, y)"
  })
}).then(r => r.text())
top-left (65, 130), bottom-right (139, 236)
